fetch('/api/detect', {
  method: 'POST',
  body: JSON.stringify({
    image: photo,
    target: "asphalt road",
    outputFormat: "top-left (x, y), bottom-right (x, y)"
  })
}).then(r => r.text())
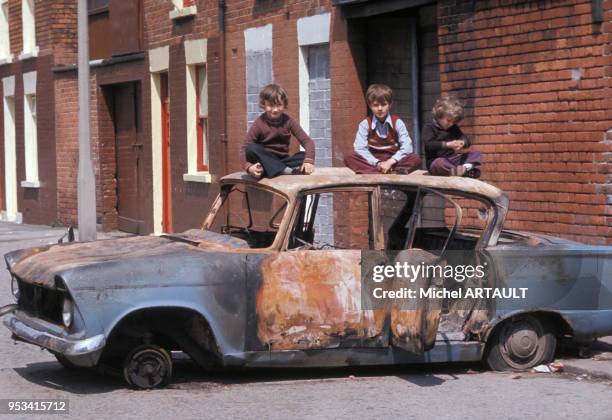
top-left (0, 222), bottom-right (611, 420)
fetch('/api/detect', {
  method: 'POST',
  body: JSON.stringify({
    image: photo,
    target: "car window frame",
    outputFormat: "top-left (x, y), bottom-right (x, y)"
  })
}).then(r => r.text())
top-left (377, 184), bottom-right (498, 252)
top-left (280, 185), bottom-right (384, 251)
top-left (202, 181), bottom-right (292, 251)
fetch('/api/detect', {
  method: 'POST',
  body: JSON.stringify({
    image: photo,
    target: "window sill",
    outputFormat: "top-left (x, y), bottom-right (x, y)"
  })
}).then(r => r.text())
top-left (0, 56), bottom-right (13, 66)
top-left (18, 47), bottom-right (39, 61)
top-left (170, 5), bottom-right (197, 20)
top-left (183, 172), bottom-right (212, 183)
top-left (20, 180), bottom-right (40, 188)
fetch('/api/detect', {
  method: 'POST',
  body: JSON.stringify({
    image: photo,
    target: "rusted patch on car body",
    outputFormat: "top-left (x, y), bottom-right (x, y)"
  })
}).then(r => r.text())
top-left (256, 251), bottom-right (387, 350)
top-left (390, 250), bottom-right (441, 352)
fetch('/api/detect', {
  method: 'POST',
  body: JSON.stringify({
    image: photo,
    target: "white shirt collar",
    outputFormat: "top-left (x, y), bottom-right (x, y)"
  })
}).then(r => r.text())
top-left (370, 114), bottom-right (392, 130)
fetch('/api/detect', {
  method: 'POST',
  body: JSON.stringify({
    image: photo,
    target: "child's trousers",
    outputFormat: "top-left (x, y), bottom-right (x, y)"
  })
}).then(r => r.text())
top-left (344, 150), bottom-right (422, 174)
top-left (428, 149), bottom-right (482, 176)
top-left (245, 143), bottom-right (306, 177)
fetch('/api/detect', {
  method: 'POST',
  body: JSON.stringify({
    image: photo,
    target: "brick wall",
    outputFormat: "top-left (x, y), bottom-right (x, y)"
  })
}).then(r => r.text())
top-left (54, 72), bottom-right (78, 226)
top-left (438, 0), bottom-right (612, 244)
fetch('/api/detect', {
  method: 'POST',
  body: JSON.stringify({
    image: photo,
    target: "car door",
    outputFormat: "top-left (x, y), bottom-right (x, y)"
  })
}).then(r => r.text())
top-left (398, 186), bottom-right (495, 341)
top-left (254, 187), bottom-right (390, 351)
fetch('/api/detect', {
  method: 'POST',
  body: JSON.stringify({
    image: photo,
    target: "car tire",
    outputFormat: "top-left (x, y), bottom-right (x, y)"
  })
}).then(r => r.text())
top-left (485, 315), bottom-right (556, 371)
top-left (54, 354), bottom-right (83, 371)
top-left (122, 344), bottom-right (173, 390)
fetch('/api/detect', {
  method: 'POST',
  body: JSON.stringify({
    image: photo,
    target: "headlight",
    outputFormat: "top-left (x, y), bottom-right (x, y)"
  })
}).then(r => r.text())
top-left (10, 276), bottom-right (19, 301)
top-left (62, 298), bottom-right (74, 328)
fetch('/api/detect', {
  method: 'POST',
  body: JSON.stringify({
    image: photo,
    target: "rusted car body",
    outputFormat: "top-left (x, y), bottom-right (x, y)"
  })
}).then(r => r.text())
top-left (1, 168), bottom-right (611, 388)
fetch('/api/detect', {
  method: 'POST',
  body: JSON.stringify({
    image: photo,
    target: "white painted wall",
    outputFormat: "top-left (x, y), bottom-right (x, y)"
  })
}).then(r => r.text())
top-left (3, 76), bottom-right (18, 222)
top-left (22, 71), bottom-right (38, 186)
top-left (20, 0), bottom-right (37, 57)
top-left (149, 46), bottom-right (169, 234)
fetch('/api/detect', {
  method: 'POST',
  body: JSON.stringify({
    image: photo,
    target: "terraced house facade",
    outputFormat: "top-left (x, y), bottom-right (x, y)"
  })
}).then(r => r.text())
top-left (0, 0), bottom-right (610, 244)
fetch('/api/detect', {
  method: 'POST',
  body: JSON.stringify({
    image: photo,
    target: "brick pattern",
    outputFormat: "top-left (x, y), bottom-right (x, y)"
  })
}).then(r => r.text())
top-left (54, 73), bottom-right (78, 226)
top-left (438, 0), bottom-right (612, 244)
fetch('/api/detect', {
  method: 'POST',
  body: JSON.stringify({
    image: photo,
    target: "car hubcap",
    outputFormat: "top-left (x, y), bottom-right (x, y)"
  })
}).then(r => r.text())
top-left (124, 347), bottom-right (171, 389)
top-left (501, 318), bottom-right (544, 368)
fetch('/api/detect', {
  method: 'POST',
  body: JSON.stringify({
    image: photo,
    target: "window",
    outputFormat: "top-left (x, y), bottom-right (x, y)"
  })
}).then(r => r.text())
top-left (87, 0), bottom-right (110, 59)
top-left (22, 93), bottom-right (38, 186)
top-left (169, 0), bottom-right (197, 19)
top-left (183, 39), bottom-right (210, 182)
top-left (0, 0), bottom-right (9, 62)
top-left (196, 65), bottom-right (208, 171)
top-left (87, 0), bottom-right (109, 12)
top-left (289, 189), bottom-right (376, 250)
top-left (21, 0), bottom-right (37, 58)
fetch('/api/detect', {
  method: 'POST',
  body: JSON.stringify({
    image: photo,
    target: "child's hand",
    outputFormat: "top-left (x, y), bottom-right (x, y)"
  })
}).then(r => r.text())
top-left (248, 163), bottom-right (264, 179)
top-left (446, 140), bottom-right (464, 152)
top-left (377, 159), bottom-right (396, 174)
top-left (300, 162), bottom-right (315, 174)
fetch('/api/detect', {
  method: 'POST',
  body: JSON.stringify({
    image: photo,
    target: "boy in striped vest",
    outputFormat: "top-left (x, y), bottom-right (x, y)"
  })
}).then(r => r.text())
top-left (344, 84), bottom-right (421, 174)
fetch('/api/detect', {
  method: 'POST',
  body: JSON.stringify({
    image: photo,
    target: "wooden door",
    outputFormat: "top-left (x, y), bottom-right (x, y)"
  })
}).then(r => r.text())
top-left (113, 82), bottom-right (144, 234)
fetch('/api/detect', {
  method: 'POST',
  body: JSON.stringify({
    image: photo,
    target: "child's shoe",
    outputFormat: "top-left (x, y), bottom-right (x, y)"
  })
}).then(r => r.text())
top-left (465, 167), bottom-right (481, 179)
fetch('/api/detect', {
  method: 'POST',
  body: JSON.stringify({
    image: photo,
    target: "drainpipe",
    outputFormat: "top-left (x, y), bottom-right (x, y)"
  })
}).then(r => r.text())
top-left (218, 0), bottom-right (230, 224)
top-left (409, 15), bottom-right (421, 164)
top-left (219, 0), bottom-right (228, 177)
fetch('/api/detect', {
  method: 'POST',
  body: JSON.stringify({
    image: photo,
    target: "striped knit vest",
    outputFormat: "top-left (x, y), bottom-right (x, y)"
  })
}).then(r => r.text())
top-left (366, 115), bottom-right (400, 154)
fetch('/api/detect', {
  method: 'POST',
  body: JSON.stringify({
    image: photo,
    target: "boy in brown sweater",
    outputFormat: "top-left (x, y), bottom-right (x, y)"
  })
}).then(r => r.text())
top-left (240, 84), bottom-right (315, 179)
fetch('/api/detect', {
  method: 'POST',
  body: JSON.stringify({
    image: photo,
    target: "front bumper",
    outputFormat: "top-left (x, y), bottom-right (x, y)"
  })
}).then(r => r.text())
top-left (1, 305), bottom-right (105, 357)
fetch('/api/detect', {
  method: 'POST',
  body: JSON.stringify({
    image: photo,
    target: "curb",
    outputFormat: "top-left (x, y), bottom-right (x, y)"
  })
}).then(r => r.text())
top-left (560, 361), bottom-right (612, 382)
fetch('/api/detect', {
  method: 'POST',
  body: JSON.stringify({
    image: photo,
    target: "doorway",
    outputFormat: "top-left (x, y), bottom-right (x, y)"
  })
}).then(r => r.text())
top-left (111, 82), bottom-right (144, 234)
top-left (364, 4), bottom-right (440, 155)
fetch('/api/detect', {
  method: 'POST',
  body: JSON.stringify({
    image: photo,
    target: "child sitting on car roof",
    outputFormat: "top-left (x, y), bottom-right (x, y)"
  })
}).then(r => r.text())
top-left (240, 84), bottom-right (315, 179)
top-left (344, 84), bottom-right (422, 174)
top-left (422, 96), bottom-right (482, 178)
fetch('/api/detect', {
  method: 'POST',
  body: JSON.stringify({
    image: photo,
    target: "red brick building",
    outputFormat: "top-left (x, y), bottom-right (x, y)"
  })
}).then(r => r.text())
top-left (0, 0), bottom-right (610, 244)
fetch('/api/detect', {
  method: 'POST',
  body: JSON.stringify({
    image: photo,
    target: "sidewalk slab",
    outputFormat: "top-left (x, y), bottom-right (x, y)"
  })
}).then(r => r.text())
top-left (558, 337), bottom-right (612, 381)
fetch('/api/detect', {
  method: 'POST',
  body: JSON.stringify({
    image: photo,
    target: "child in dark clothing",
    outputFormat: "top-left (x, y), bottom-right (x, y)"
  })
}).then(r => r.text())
top-left (422, 96), bottom-right (482, 178)
top-left (344, 84), bottom-right (421, 174)
top-left (240, 84), bottom-right (315, 179)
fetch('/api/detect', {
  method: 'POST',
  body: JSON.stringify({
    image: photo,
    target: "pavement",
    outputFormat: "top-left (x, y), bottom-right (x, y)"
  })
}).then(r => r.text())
top-left (557, 337), bottom-right (612, 381)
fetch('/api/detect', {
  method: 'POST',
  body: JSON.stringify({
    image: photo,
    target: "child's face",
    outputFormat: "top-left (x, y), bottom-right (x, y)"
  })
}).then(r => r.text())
top-left (263, 101), bottom-right (285, 120)
top-left (369, 100), bottom-right (391, 121)
top-left (437, 114), bottom-right (456, 130)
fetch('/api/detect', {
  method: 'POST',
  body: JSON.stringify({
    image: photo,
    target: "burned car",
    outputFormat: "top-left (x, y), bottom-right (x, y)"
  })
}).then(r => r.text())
top-left (1, 168), bottom-right (611, 389)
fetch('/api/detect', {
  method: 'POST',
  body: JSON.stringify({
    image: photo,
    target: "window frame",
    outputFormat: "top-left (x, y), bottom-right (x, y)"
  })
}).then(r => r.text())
top-left (0, 0), bottom-right (10, 62)
top-left (283, 186), bottom-right (383, 251)
top-left (20, 0), bottom-right (37, 58)
top-left (195, 64), bottom-right (209, 172)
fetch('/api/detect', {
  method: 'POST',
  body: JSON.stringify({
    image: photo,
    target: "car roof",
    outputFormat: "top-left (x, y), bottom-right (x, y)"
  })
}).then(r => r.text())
top-left (221, 168), bottom-right (508, 209)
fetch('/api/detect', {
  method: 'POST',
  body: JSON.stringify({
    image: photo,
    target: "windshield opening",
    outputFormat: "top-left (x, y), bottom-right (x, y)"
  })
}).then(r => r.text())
top-left (205, 184), bottom-right (288, 249)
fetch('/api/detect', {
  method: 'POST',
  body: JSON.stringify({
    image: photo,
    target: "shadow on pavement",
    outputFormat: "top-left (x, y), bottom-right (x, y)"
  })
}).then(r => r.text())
top-left (14, 362), bottom-right (123, 394)
top-left (13, 358), bottom-right (482, 393)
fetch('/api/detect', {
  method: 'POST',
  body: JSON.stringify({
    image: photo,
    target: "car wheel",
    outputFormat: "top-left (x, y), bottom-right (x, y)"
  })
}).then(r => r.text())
top-left (485, 315), bottom-right (556, 371)
top-left (54, 354), bottom-right (83, 370)
top-left (122, 344), bottom-right (173, 390)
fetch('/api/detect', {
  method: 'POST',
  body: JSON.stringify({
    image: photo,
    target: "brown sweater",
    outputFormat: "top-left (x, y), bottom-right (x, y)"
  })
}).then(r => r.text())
top-left (422, 120), bottom-right (471, 167)
top-left (240, 113), bottom-right (315, 170)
